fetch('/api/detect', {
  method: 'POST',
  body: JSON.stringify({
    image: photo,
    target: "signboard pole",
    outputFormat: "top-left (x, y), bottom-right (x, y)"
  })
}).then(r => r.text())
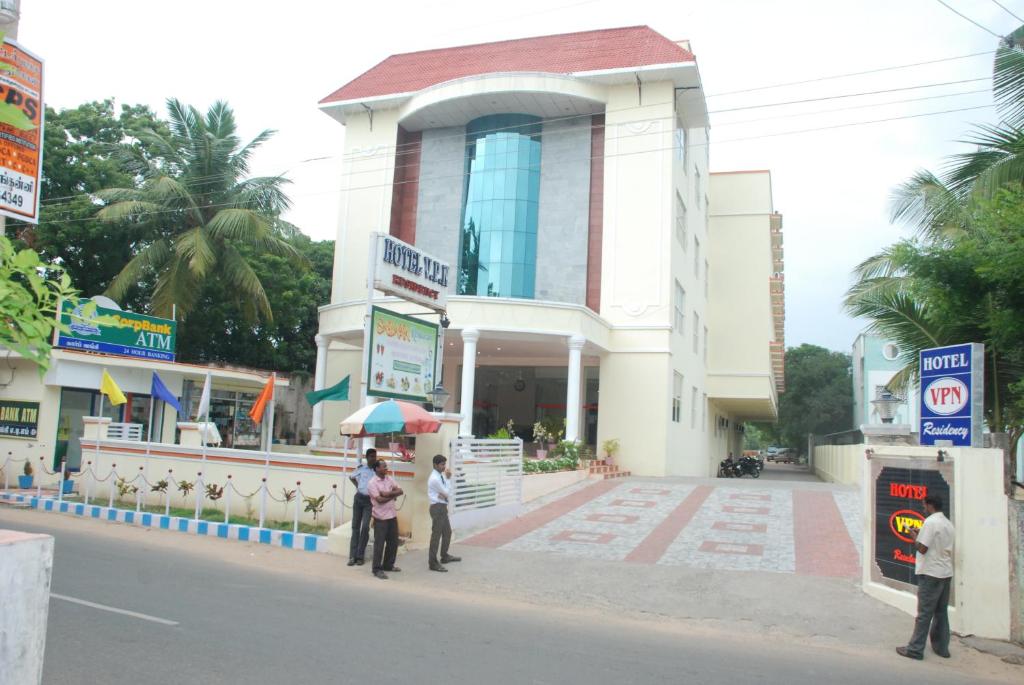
top-left (359, 237), bottom-right (379, 454)
top-left (263, 385), bottom-right (276, 479)
top-left (95, 392), bottom-right (104, 477)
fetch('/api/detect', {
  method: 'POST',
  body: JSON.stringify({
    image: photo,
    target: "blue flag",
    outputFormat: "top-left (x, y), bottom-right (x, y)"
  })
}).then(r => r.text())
top-left (151, 372), bottom-right (183, 417)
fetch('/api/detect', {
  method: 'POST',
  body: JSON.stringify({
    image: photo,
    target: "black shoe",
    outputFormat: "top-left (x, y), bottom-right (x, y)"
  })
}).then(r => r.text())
top-left (384, 566), bottom-right (401, 572)
top-left (441, 555), bottom-right (462, 563)
top-left (932, 648), bottom-right (951, 658)
top-left (373, 570), bottom-right (388, 580)
top-left (355, 559), bottom-right (365, 566)
top-left (347, 559), bottom-right (356, 566)
top-left (896, 647), bottom-right (922, 660)
top-left (429, 565), bottom-right (449, 572)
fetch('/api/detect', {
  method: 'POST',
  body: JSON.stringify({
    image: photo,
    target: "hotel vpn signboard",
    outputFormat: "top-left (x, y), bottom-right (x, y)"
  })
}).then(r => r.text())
top-left (919, 343), bottom-right (984, 447)
top-left (0, 399), bottom-right (39, 439)
top-left (57, 301), bottom-right (177, 362)
top-left (0, 37), bottom-right (44, 223)
top-left (871, 460), bottom-right (953, 590)
top-left (366, 307), bottom-right (438, 402)
top-left (372, 232), bottom-right (450, 311)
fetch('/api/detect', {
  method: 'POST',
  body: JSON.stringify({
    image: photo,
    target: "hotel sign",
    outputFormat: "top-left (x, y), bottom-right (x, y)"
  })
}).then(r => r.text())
top-left (372, 232), bottom-right (450, 311)
top-left (57, 301), bottom-right (177, 362)
top-left (918, 343), bottom-right (983, 447)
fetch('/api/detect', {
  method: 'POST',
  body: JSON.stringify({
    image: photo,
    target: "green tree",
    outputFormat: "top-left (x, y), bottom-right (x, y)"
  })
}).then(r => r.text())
top-left (97, 98), bottom-right (304, 320)
top-left (174, 235), bottom-right (333, 372)
top-left (757, 344), bottom-right (853, 449)
top-left (13, 100), bottom-right (168, 304)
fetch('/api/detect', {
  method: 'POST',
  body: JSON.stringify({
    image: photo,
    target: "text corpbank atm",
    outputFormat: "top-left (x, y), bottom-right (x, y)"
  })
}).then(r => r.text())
top-left (918, 343), bottom-right (984, 447)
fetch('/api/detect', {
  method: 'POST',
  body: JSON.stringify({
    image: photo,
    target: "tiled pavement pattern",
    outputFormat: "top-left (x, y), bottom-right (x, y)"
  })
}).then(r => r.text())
top-left (464, 479), bottom-right (862, 577)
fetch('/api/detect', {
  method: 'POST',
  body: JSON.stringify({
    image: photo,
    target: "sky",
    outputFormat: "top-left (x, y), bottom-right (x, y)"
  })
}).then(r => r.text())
top-left (22, 0), bottom-right (1021, 353)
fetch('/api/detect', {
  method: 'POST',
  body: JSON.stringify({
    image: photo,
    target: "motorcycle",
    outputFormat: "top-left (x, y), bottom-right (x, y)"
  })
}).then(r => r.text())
top-left (717, 458), bottom-right (742, 478)
top-left (737, 456), bottom-right (761, 478)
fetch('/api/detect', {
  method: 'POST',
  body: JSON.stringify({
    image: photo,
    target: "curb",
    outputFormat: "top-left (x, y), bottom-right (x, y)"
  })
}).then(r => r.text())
top-left (0, 491), bottom-right (328, 553)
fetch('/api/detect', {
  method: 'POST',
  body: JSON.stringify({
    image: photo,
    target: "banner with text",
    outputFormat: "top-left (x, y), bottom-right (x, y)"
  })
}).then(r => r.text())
top-left (0, 37), bottom-right (44, 223)
top-left (57, 301), bottom-right (177, 362)
top-left (0, 399), bottom-right (39, 439)
top-left (366, 306), bottom-right (438, 402)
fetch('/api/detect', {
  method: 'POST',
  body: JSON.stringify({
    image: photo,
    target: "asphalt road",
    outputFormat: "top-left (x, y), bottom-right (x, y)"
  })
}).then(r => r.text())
top-left (2, 509), bottom-right (1015, 685)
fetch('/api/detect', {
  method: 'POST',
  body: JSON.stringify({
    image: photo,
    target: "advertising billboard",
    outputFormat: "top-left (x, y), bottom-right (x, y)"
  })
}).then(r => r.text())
top-left (919, 343), bottom-right (984, 447)
top-left (56, 300), bottom-right (177, 362)
top-left (366, 306), bottom-right (438, 402)
top-left (0, 37), bottom-right (44, 223)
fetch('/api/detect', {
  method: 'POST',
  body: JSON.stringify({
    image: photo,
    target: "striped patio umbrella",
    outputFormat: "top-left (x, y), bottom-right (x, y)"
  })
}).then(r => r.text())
top-left (339, 399), bottom-right (441, 437)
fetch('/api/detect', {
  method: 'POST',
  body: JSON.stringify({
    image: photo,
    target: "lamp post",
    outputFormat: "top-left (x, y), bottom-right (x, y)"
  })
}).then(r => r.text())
top-left (871, 391), bottom-right (903, 424)
top-left (426, 385), bottom-right (450, 415)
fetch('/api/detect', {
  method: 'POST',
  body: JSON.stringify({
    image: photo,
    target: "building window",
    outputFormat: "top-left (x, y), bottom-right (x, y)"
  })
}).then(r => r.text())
top-left (693, 312), bottom-right (700, 353)
top-left (674, 126), bottom-right (686, 163)
top-left (675, 191), bottom-right (687, 248)
top-left (675, 281), bottom-right (686, 334)
top-left (691, 386), bottom-right (698, 428)
top-left (694, 237), bottom-right (701, 277)
top-left (702, 393), bottom-right (707, 431)
top-left (672, 372), bottom-right (683, 422)
top-left (703, 326), bottom-right (708, 363)
top-left (458, 114), bottom-right (542, 299)
top-left (882, 342), bottom-right (900, 361)
top-left (694, 169), bottom-right (702, 209)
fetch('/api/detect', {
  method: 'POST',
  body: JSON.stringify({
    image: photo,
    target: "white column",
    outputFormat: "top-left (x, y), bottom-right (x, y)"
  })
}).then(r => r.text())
top-left (565, 335), bottom-right (585, 442)
top-left (308, 335), bottom-right (329, 447)
top-left (458, 328), bottom-right (480, 437)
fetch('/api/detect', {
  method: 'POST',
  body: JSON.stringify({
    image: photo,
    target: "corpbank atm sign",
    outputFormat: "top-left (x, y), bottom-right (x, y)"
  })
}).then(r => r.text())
top-left (919, 343), bottom-right (984, 447)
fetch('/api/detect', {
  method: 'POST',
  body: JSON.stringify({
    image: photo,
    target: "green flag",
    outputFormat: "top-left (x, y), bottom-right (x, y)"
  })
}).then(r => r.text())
top-left (305, 375), bottom-right (350, 406)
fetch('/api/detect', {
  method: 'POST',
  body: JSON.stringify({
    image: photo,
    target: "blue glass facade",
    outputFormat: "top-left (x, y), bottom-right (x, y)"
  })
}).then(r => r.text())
top-left (457, 114), bottom-right (542, 298)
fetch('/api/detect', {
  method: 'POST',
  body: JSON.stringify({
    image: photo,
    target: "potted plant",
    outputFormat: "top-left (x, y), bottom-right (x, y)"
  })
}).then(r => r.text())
top-left (602, 438), bottom-right (620, 465)
top-left (18, 460), bottom-right (33, 489)
top-left (532, 421), bottom-right (550, 459)
top-left (61, 469), bottom-right (75, 495)
top-left (538, 416), bottom-right (564, 452)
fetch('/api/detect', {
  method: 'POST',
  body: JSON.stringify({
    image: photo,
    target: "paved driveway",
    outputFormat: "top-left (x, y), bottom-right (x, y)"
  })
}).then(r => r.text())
top-left (465, 477), bottom-right (861, 578)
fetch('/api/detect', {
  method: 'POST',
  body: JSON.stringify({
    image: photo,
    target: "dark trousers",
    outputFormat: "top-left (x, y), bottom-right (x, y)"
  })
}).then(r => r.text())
top-left (907, 575), bottom-right (951, 656)
top-left (349, 493), bottom-right (372, 561)
top-left (429, 503), bottom-right (452, 567)
top-left (372, 517), bottom-right (399, 572)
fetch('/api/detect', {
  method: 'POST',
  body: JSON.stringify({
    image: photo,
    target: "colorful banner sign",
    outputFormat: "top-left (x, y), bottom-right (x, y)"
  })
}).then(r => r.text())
top-left (372, 232), bottom-right (450, 311)
top-left (366, 306), bottom-right (438, 402)
top-left (0, 399), bottom-right (39, 439)
top-left (919, 343), bottom-right (984, 447)
top-left (0, 37), bottom-right (44, 223)
top-left (873, 463), bottom-right (953, 588)
top-left (57, 301), bottom-right (177, 362)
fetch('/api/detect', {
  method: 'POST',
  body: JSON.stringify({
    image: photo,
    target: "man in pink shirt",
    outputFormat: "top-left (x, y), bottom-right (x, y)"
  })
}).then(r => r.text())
top-left (367, 459), bottom-right (403, 579)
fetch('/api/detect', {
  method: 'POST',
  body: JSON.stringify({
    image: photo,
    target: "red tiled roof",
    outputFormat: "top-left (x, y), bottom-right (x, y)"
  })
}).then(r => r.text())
top-left (321, 26), bottom-right (693, 104)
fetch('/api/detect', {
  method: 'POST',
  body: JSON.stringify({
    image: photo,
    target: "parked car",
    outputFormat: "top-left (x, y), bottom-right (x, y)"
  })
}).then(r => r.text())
top-left (772, 448), bottom-right (796, 464)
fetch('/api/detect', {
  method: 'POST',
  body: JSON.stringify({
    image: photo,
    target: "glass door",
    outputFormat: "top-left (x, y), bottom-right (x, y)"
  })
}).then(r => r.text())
top-left (56, 388), bottom-right (96, 471)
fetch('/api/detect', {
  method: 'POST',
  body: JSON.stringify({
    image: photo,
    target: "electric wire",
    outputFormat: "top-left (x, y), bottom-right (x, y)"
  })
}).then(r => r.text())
top-left (989, 0), bottom-right (1024, 23)
top-left (933, 0), bottom-right (1004, 38)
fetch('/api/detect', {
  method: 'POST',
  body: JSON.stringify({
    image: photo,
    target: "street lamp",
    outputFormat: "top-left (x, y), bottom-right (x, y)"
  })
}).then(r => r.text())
top-left (426, 384), bottom-right (450, 413)
top-left (871, 390), bottom-right (903, 424)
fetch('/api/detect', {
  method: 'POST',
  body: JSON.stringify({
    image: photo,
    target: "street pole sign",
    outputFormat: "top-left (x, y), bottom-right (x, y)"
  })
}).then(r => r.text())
top-left (918, 342), bottom-right (984, 447)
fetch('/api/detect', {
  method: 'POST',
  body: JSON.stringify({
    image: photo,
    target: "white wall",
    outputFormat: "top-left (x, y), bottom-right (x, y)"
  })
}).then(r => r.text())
top-left (0, 529), bottom-right (53, 685)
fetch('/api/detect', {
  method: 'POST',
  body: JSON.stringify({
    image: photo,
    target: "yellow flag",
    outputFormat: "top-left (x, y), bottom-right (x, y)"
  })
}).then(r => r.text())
top-left (100, 370), bottom-right (127, 406)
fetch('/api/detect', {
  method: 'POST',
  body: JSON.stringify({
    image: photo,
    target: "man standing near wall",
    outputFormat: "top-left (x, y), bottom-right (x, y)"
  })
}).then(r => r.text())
top-left (367, 459), bottom-right (403, 580)
top-left (897, 495), bottom-right (955, 660)
top-left (428, 454), bottom-right (461, 572)
top-left (347, 448), bottom-right (377, 566)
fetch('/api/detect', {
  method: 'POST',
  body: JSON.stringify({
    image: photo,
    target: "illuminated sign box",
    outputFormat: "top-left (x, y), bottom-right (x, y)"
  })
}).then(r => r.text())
top-left (918, 343), bottom-right (983, 447)
top-left (57, 301), bottom-right (177, 362)
top-left (366, 306), bottom-right (438, 402)
top-left (372, 232), bottom-right (450, 311)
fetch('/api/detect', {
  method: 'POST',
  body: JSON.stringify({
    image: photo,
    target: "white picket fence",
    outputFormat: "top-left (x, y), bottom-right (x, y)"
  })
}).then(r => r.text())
top-left (449, 437), bottom-right (523, 530)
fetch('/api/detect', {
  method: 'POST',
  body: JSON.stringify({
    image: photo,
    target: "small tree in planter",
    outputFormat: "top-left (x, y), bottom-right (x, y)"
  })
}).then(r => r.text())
top-left (532, 421), bottom-right (551, 459)
top-left (602, 438), bottom-right (620, 465)
top-left (18, 459), bottom-right (34, 489)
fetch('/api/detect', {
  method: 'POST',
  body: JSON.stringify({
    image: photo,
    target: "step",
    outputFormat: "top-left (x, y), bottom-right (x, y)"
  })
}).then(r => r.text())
top-left (599, 470), bottom-right (630, 480)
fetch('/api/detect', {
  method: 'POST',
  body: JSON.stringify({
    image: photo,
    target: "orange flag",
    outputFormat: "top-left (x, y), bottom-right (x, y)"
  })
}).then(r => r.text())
top-left (248, 374), bottom-right (275, 424)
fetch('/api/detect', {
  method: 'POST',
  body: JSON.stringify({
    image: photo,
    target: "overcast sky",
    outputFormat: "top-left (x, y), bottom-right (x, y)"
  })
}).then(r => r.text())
top-left (25, 0), bottom-right (1019, 353)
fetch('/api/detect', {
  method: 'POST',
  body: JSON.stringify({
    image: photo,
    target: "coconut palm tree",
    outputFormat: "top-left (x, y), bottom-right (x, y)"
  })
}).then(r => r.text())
top-left (97, 98), bottom-right (304, 320)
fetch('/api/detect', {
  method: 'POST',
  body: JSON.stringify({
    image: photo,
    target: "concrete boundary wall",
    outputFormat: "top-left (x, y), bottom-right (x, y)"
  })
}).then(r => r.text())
top-left (859, 445), bottom-right (1010, 640)
top-left (0, 529), bottom-right (52, 685)
top-left (813, 444), bottom-right (863, 487)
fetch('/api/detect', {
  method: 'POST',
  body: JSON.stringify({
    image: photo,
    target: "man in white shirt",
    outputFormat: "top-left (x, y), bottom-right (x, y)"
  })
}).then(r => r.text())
top-left (897, 495), bottom-right (955, 661)
top-left (427, 454), bottom-right (461, 572)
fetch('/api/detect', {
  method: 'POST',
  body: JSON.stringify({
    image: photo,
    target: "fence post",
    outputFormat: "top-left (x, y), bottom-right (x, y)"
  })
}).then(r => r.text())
top-left (4, 452), bottom-right (10, 491)
top-left (57, 460), bottom-right (66, 505)
top-left (224, 475), bottom-right (232, 525)
top-left (136, 467), bottom-right (143, 513)
top-left (165, 469), bottom-right (173, 517)
top-left (329, 484), bottom-right (337, 530)
top-left (258, 478), bottom-right (267, 529)
top-left (108, 464), bottom-right (116, 509)
top-left (35, 457), bottom-right (43, 500)
top-left (293, 481), bottom-right (301, 534)
top-left (194, 472), bottom-right (203, 521)
top-left (84, 461), bottom-right (92, 506)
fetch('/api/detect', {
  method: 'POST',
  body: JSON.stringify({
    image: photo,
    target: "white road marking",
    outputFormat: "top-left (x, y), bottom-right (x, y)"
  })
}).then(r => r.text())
top-left (50, 593), bottom-right (179, 626)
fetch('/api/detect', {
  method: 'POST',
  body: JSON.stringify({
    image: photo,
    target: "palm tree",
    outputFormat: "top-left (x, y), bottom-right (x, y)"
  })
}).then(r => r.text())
top-left (97, 98), bottom-right (304, 320)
